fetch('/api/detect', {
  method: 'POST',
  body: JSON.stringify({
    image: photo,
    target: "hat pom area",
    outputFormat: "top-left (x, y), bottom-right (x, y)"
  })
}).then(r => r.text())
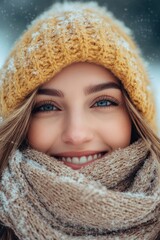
top-left (0, 1), bottom-right (156, 130)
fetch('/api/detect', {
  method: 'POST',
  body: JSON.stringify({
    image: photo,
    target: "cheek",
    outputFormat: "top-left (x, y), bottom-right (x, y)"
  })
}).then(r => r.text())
top-left (116, 115), bottom-right (132, 146)
top-left (100, 111), bottom-right (132, 148)
top-left (27, 120), bottom-right (57, 152)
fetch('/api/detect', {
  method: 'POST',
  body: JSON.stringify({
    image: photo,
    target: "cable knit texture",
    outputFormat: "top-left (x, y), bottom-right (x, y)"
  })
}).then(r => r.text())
top-left (0, 1), bottom-right (156, 130)
top-left (0, 139), bottom-right (160, 239)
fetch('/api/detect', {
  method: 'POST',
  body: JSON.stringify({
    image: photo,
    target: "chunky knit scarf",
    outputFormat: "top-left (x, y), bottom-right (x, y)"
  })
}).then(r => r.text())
top-left (0, 139), bottom-right (160, 240)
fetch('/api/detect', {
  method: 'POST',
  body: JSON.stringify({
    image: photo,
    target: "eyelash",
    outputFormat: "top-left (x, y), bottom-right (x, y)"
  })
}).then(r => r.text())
top-left (91, 96), bottom-right (119, 108)
top-left (32, 100), bottom-right (59, 113)
top-left (32, 96), bottom-right (119, 113)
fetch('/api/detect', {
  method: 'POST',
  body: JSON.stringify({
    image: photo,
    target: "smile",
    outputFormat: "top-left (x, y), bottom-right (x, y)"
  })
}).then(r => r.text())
top-left (56, 151), bottom-right (107, 165)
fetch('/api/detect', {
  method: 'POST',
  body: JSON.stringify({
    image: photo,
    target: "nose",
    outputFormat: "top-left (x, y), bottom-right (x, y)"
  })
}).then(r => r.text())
top-left (61, 112), bottom-right (93, 145)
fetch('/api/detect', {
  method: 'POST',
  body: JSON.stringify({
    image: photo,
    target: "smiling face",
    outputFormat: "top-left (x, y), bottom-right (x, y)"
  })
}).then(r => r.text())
top-left (27, 62), bottom-right (132, 170)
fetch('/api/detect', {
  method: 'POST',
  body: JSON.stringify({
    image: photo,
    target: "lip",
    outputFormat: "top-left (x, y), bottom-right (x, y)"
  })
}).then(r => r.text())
top-left (53, 150), bottom-right (107, 158)
top-left (52, 151), bottom-right (108, 170)
top-left (63, 158), bottom-right (98, 170)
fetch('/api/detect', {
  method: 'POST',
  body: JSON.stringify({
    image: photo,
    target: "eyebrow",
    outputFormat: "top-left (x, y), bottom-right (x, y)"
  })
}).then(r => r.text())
top-left (85, 82), bottom-right (121, 95)
top-left (37, 82), bottom-right (121, 97)
top-left (37, 88), bottom-right (64, 97)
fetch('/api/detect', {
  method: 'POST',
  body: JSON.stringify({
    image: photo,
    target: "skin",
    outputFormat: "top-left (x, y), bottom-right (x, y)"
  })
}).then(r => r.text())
top-left (27, 62), bottom-right (132, 170)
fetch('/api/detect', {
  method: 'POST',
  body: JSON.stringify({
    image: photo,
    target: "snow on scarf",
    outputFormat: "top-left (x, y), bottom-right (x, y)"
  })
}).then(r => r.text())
top-left (0, 139), bottom-right (160, 240)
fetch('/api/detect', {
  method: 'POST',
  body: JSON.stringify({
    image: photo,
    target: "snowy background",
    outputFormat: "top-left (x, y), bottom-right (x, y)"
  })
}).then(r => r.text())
top-left (0, 0), bottom-right (159, 132)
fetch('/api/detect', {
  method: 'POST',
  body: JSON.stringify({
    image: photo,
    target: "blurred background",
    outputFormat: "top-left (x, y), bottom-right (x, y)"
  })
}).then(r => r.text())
top-left (0, 0), bottom-right (159, 130)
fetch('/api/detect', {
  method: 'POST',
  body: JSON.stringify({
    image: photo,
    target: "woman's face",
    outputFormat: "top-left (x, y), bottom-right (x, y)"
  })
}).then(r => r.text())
top-left (27, 62), bottom-right (132, 170)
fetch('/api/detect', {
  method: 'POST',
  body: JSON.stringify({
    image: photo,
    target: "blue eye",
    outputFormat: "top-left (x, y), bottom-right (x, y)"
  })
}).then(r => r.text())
top-left (33, 103), bottom-right (59, 113)
top-left (93, 99), bottom-right (118, 108)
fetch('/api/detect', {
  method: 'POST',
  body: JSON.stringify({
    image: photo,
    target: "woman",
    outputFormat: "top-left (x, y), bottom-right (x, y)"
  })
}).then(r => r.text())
top-left (0, 1), bottom-right (160, 239)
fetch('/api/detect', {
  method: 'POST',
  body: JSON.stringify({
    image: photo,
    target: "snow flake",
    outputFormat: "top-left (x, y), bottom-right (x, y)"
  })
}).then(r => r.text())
top-left (41, 23), bottom-right (50, 31)
top-left (0, 192), bottom-right (10, 212)
top-left (32, 70), bottom-right (38, 75)
top-left (134, 76), bottom-right (143, 85)
top-left (7, 57), bottom-right (16, 73)
top-left (86, 183), bottom-right (106, 196)
top-left (125, 191), bottom-right (147, 198)
top-left (56, 13), bottom-right (83, 29)
top-left (27, 158), bottom-right (46, 171)
top-left (32, 31), bottom-right (40, 40)
top-left (36, 2), bottom-right (100, 21)
top-left (115, 19), bottom-right (132, 36)
top-left (58, 174), bottom-right (106, 197)
top-left (31, 1), bottom-right (108, 30)
top-left (129, 58), bottom-right (139, 73)
top-left (59, 174), bottom-right (85, 185)
top-left (1, 173), bottom-right (26, 209)
top-left (0, 116), bottom-right (3, 123)
top-left (16, 216), bottom-right (27, 235)
top-left (117, 37), bottom-right (130, 51)
top-left (27, 43), bottom-right (41, 53)
top-left (13, 150), bottom-right (24, 164)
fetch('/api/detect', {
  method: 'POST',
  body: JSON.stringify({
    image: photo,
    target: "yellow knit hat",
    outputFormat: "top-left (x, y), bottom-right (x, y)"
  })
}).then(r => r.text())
top-left (0, 1), bottom-right (156, 129)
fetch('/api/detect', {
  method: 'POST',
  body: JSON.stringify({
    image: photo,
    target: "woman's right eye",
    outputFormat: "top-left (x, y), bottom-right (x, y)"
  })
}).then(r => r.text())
top-left (32, 103), bottom-right (60, 113)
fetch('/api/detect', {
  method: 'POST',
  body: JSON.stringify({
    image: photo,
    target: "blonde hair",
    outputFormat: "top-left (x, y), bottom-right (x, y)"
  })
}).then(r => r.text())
top-left (123, 89), bottom-right (160, 157)
top-left (0, 87), bottom-right (160, 240)
top-left (0, 90), bottom-right (37, 176)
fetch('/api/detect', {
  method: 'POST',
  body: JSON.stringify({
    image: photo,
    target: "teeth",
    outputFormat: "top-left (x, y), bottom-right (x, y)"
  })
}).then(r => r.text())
top-left (79, 156), bottom-right (87, 164)
top-left (58, 153), bottom-right (104, 164)
top-left (88, 155), bottom-right (92, 161)
top-left (72, 157), bottom-right (79, 164)
top-left (66, 157), bottom-right (72, 162)
top-left (93, 154), bottom-right (97, 160)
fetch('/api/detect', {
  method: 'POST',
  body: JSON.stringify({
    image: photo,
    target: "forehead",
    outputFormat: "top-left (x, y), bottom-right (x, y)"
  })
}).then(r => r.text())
top-left (41, 62), bottom-right (119, 89)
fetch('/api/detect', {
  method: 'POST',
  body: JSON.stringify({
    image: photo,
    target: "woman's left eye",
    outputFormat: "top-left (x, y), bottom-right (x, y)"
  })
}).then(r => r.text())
top-left (92, 98), bottom-right (118, 108)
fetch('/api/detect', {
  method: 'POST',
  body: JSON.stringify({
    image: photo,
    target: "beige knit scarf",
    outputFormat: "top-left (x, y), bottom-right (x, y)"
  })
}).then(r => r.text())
top-left (0, 139), bottom-right (160, 240)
